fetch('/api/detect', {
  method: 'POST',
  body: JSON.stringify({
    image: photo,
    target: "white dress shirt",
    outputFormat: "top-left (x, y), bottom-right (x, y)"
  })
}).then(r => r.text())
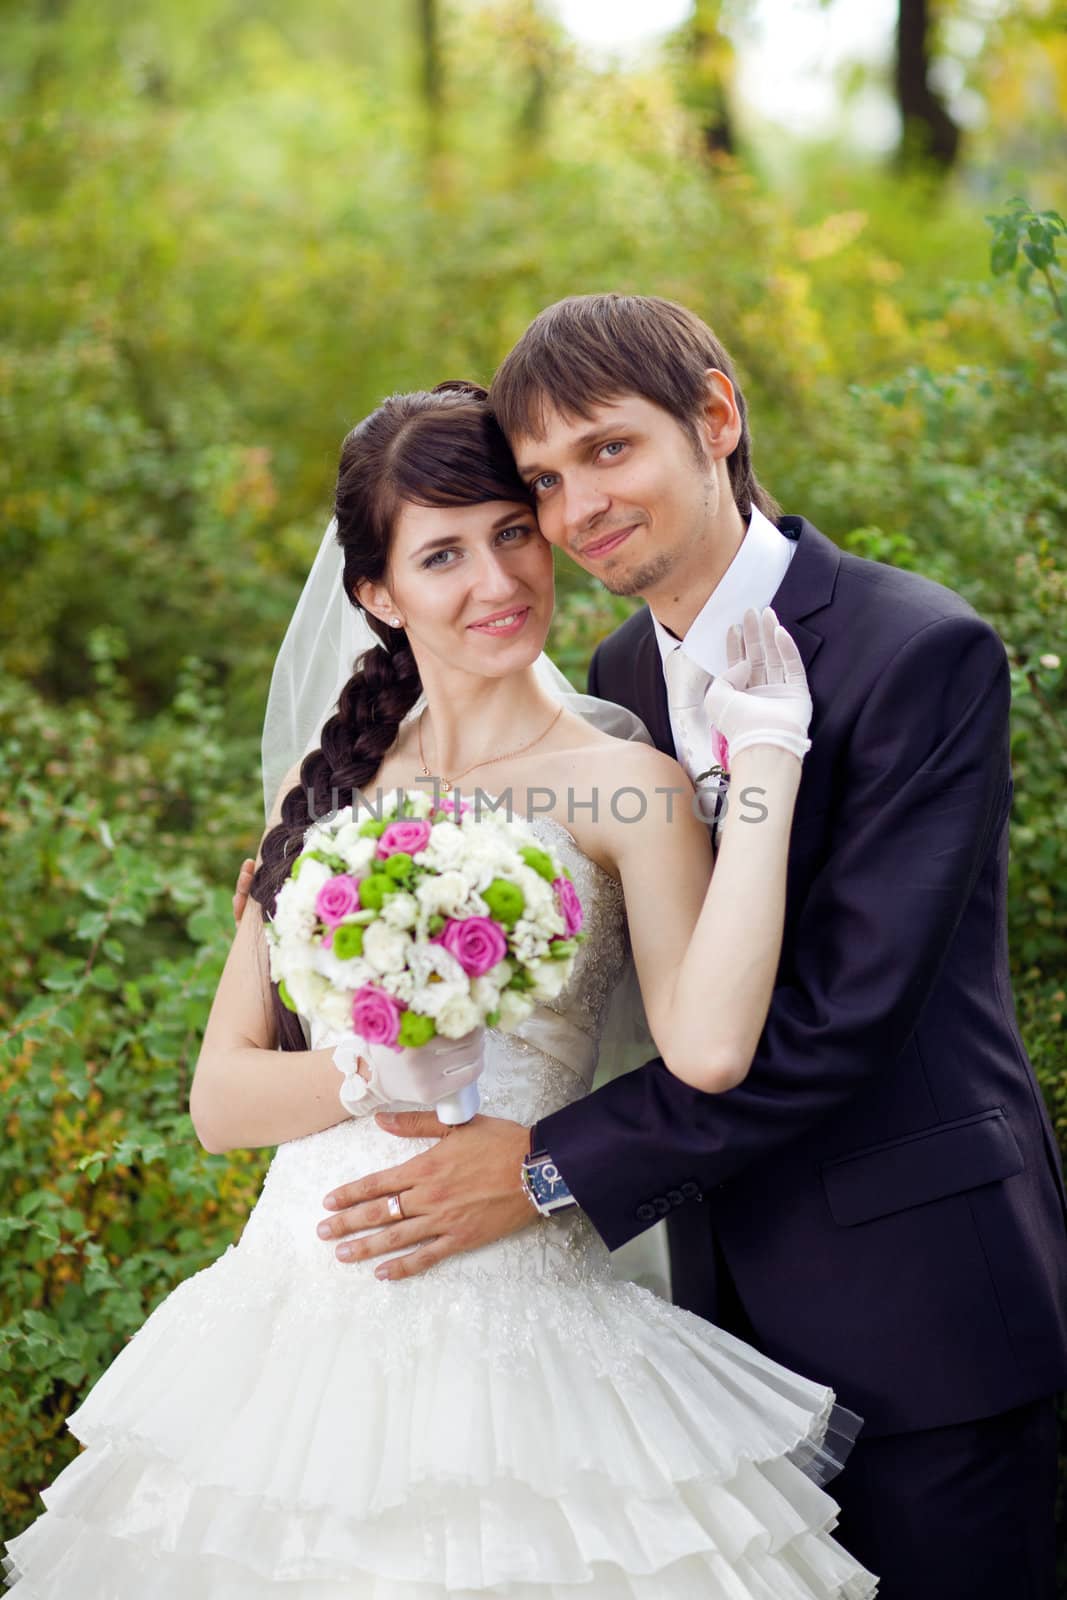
top-left (651, 505), bottom-right (797, 764)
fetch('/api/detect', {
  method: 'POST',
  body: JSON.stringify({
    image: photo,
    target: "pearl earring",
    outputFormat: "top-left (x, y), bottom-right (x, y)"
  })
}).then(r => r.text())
top-left (390, 616), bottom-right (402, 628)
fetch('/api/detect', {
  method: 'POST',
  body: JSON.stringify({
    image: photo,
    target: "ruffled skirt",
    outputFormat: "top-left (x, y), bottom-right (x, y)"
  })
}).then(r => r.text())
top-left (3, 1121), bottom-right (877, 1597)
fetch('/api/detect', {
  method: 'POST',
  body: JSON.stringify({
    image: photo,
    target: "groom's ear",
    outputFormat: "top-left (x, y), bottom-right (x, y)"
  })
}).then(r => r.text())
top-left (697, 368), bottom-right (743, 461)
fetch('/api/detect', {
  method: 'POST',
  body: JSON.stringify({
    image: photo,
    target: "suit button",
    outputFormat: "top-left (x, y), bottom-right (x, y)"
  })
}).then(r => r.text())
top-left (666, 1189), bottom-right (684, 1207)
top-left (680, 1180), bottom-right (702, 1200)
top-left (652, 1196), bottom-right (671, 1217)
top-left (635, 1203), bottom-right (656, 1223)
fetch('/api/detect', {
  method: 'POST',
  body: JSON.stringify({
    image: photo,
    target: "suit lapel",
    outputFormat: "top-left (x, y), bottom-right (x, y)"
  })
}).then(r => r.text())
top-left (634, 618), bottom-right (674, 756)
top-left (767, 516), bottom-right (841, 677)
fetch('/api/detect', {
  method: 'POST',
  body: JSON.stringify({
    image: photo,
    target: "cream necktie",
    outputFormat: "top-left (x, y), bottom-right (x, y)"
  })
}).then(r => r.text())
top-left (663, 645), bottom-right (715, 787)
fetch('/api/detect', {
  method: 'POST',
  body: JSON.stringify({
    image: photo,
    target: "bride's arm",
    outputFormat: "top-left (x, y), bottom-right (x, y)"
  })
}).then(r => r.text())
top-left (189, 763), bottom-right (352, 1154)
top-left (603, 740), bottom-right (801, 1096)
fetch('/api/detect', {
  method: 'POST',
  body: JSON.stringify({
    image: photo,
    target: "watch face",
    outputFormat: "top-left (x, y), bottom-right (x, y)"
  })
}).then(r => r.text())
top-left (530, 1157), bottom-right (571, 1207)
top-left (537, 1160), bottom-right (564, 1194)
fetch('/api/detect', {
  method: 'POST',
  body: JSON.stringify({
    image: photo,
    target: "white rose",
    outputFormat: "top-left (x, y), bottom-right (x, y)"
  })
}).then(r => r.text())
top-left (381, 891), bottom-right (418, 930)
top-left (332, 830), bottom-right (377, 875)
top-left (435, 993), bottom-right (481, 1039)
top-left (318, 985), bottom-right (356, 1033)
top-left (409, 941), bottom-right (466, 989)
top-left (416, 978), bottom-right (467, 1020)
top-left (515, 865), bottom-right (554, 914)
top-left (318, 945), bottom-right (373, 989)
top-left (272, 894), bottom-right (317, 944)
top-left (405, 789), bottom-right (434, 819)
top-left (285, 968), bottom-right (330, 1017)
top-left (416, 871), bottom-right (478, 919)
top-left (512, 928), bottom-right (549, 964)
top-left (470, 975), bottom-right (502, 1012)
top-left (529, 959), bottom-right (569, 1000)
top-left (497, 989), bottom-right (535, 1030)
top-left (380, 969), bottom-right (416, 1004)
top-left (421, 822), bottom-right (466, 872)
top-left (362, 922), bottom-right (412, 975)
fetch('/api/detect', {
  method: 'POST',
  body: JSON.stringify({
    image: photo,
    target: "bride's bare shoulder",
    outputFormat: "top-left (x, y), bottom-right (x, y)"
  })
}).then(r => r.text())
top-left (552, 729), bottom-right (692, 796)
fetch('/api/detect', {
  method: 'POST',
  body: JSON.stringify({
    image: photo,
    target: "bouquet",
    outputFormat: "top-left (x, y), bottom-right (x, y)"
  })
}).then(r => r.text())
top-left (265, 790), bottom-right (585, 1123)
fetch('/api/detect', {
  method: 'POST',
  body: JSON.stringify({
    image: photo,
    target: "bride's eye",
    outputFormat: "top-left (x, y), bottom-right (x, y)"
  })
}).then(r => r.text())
top-left (422, 548), bottom-right (457, 569)
top-left (497, 524), bottom-right (534, 545)
top-left (599, 441), bottom-right (626, 460)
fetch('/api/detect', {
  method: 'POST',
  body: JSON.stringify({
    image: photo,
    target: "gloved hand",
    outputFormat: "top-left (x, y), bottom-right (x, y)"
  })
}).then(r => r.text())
top-left (330, 1029), bottom-right (485, 1120)
top-left (703, 606), bottom-right (812, 763)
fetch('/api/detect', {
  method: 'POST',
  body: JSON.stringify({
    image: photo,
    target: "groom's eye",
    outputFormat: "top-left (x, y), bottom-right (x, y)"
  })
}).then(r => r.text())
top-left (530, 474), bottom-right (557, 494)
top-left (599, 440), bottom-right (626, 459)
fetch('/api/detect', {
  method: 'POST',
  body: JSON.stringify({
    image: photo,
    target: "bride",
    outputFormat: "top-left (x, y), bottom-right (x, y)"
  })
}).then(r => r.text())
top-left (4, 383), bottom-right (877, 1597)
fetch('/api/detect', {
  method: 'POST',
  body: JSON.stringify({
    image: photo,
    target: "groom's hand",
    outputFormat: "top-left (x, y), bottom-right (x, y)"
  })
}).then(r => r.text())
top-left (317, 1112), bottom-right (535, 1279)
top-left (233, 857), bottom-right (255, 925)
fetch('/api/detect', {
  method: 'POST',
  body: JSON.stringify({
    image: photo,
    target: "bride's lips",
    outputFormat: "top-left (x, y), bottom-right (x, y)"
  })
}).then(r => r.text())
top-left (579, 525), bottom-right (636, 561)
top-left (467, 606), bottom-right (531, 637)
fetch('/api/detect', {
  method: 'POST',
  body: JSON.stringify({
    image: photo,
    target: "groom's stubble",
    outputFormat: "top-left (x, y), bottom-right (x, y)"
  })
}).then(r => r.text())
top-left (593, 446), bottom-right (734, 629)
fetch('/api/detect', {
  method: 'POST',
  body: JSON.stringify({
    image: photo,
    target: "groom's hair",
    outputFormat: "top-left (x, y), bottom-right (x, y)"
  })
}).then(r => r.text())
top-left (490, 294), bottom-right (779, 521)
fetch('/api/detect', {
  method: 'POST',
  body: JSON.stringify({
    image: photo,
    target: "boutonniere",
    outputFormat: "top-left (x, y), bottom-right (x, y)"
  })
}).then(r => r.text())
top-left (694, 729), bottom-right (731, 792)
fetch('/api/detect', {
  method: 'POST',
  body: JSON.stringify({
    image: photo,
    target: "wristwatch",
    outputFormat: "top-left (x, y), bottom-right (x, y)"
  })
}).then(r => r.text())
top-left (520, 1148), bottom-right (578, 1216)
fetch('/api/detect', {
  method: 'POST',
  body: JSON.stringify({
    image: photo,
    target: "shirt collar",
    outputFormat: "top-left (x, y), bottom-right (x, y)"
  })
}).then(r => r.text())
top-left (651, 505), bottom-right (797, 678)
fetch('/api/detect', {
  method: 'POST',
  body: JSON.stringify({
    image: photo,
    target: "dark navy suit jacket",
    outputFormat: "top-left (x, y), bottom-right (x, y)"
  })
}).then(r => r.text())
top-left (534, 516), bottom-right (1067, 1437)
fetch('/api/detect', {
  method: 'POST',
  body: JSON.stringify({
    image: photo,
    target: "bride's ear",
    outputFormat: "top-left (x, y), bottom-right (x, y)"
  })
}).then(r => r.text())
top-left (354, 578), bottom-right (403, 631)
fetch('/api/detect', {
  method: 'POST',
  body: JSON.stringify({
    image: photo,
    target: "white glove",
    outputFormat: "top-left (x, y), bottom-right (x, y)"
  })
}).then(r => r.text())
top-left (332, 1029), bottom-right (485, 1118)
top-left (703, 606), bottom-right (812, 763)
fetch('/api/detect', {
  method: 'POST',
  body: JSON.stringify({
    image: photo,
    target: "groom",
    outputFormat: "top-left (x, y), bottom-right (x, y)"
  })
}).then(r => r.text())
top-left (237, 295), bottom-right (1067, 1597)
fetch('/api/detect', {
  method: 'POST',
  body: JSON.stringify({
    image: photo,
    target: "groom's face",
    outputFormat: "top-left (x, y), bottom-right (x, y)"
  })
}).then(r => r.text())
top-left (510, 389), bottom-right (733, 600)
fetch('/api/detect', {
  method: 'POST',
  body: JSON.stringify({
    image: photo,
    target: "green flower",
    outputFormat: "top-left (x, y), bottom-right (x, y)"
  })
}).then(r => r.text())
top-left (483, 878), bottom-right (525, 928)
top-left (359, 875), bottom-right (396, 911)
top-left (548, 938), bottom-right (578, 960)
top-left (384, 851), bottom-right (415, 881)
top-left (358, 818), bottom-right (388, 839)
top-left (398, 1010), bottom-right (436, 1048)
top-left (332, 923), bottom-right (365, 960)
top-left (507, 967), bottom-right (534, 992)
top-left (520, 846), bottom-right (556, 883)
top-left (278, 978), bottom-right (299, 1013)
top-left (427, 914), bottom-right (446, 937)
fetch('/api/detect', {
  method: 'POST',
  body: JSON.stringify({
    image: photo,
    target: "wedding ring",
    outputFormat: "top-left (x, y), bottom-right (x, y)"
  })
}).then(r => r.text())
top-left (386, 1193), bottom-right (405, 1221)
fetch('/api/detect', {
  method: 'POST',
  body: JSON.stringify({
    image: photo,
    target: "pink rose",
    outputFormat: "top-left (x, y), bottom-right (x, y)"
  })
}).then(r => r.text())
top-left (315, 874), bottom-right (362, 927)
top-left (711, 728), bottom-right (730, 774)
top-left (377, 819), bottom-right (433, 859)
top-left (351, 985), bottom-right (402, 1052)
top-left (440, 916), bottom-right (508, 977)
top-left (553, 877), bottom-right (584, 937)
top-left (434, 796), bottom-right (471, 817)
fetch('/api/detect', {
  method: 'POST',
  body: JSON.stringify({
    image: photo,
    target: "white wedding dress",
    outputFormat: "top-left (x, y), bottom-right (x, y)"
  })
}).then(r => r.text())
top-left (4, 815), bottom-right (877, 1598)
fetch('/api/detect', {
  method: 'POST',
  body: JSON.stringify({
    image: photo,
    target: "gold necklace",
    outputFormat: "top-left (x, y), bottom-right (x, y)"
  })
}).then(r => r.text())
top-left (417, 703), bottom-right (564, 790)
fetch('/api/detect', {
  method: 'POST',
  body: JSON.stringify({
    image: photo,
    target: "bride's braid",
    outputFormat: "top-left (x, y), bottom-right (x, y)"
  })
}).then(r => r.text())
top-left (251, 381), bottom-right (529, 1051)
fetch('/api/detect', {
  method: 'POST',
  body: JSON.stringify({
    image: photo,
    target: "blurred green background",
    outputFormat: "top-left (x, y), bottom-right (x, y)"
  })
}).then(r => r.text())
top-left (1, 0), bottom-right (1065, 1562)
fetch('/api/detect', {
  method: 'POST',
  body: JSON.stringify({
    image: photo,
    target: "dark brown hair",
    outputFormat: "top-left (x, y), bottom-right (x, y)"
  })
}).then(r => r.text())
top-left (489, 293), bottom-right (779, 521)
top-left (251, 382), bottom-right (530, 1050)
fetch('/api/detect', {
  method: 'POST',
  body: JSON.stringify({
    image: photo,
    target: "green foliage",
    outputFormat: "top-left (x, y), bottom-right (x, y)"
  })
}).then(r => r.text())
top-left (0, 655), bottom-right (269, 1532)
top-left (987, 196), bottom-right (1067, 337)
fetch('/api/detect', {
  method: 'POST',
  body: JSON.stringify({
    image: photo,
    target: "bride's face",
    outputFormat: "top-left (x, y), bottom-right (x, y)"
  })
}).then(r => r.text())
top-left (359, 498), bottom-right (555, 679)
